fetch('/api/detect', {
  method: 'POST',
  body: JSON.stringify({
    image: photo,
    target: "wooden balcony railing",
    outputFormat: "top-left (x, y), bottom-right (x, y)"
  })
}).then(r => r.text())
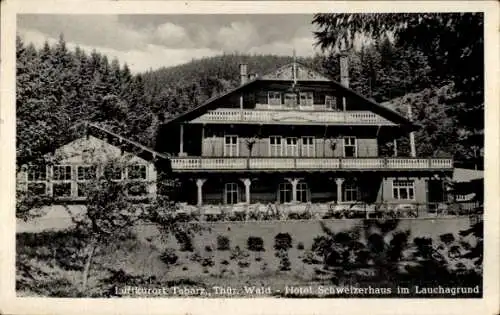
top-left (189, 108), bottom-right (396, 126)
top-left (170, 157), bottom-right (453, 171)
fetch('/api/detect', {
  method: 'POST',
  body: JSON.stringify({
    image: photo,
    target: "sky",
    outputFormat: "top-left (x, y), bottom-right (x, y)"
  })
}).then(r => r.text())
top-left (17, 14), bottom-right (322, 73)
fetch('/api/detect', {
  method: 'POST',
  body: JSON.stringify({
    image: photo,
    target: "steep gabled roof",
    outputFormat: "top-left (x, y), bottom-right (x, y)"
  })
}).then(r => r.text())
top-left (163, 64), bottom-right (417, 129)
top-left (83, 122), bottom-right (170, 160)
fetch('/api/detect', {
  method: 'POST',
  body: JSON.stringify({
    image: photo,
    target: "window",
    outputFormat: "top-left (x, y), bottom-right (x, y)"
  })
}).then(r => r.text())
top-left (127, 165), bottom-right (147, 180)
top-left (278, 182), bottom-right (293, 203)
top-left (77, 165), bottom-right (96, 197)
top-left (285, 137), bottom-right (299, 156)
top-left (269, 136), bottom-right (283, 157)
top-left (296, 181), bottom-right (310, 202)
top-left (301, 137), bottom-right (315, 157)
top-left (52, 165), bottom-right (72, 197)
top-left (343, 181), bottom-right (359, 202)
top-left (104, 165), bottom-right (123, 181)
top-left (53, 165), bottom-right (72, 180)
top-left (268, 91), bottom-right (281, 105)
top-left (284, 93), bottom-right (298, 108)
top-left (224, 135), bottom-right (238, 157)
top-left (299, 92), bottom-right (313, 107)
top-left (343, 137), bottom-right (357, 157)
top-left (27, 165), bottom-right (47, 195)
top-left (28, 166), bottom-right (47, 181)
top-left (77, 166), bottom-right (96, 181)
top-left (225, 182), bottom-right (239, 204)
top-left (126, 164), bottom-right (148, 197)
top-left (325, 95), bottom-right (335, 109)
top-left (393, 180), bottom-right (415, 200)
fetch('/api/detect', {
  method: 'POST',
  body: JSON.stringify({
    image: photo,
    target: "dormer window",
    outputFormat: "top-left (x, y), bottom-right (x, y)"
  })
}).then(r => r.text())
top-left (284, 93), bottom-right (298, 108)
top-left (299, 92), bottom-right (313, 107)
top-left (268, 91), bottom-right (281, 105)
top-left (325, 95), bottom-right (336, 110)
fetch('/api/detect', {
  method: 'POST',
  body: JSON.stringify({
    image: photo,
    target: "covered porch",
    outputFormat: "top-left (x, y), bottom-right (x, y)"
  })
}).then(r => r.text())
top-left (167, 171), bottom-right (463, 220)
top-left (173, 173), bottom-right (382, 207)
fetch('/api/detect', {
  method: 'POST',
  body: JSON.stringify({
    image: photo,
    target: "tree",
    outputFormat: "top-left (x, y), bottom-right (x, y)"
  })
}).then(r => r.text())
top-left (312, 13), bottom-right (484, 167)
top-left (69, 158), bottom-right (145, 291)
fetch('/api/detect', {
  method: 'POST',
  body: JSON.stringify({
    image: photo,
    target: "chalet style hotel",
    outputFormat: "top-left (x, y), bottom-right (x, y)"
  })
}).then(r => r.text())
top-left (18, 54), bottom-right (455, 218)
top-left (158, 55), bottom-right (454, 215)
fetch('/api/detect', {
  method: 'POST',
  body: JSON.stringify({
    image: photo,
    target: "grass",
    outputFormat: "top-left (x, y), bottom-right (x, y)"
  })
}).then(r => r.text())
top-left (16, 217), bottom-right (480, 297)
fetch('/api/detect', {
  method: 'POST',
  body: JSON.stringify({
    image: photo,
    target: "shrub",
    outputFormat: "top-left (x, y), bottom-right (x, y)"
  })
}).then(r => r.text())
top-left (439, 233), bottom-right (455, 245)
top-left (260, 262), bottom-right (268, 272)
top-left (189, 252), bottom-right (202, 263)
top-left (159, 248), bottom-right (178, 265)
top-left (255, 256), bottom-right (262, 262)
top-left (297, 242), bottom-right (305, 250)
top-left (204, 245), bottom-right (213, 252)
top-left (217, 235), bottom-right (231, 251)
top-left (238, 260), bottom-right (250, 268)
top-left (311, 235), bottom-right (329, 257)
top-left (247, 236), bottom-right (265, 252)
top-left (220, 259), bottom-right (230, 265)
top-left (201, 257), bottom-right (215, 267)
top-left (182, 266), bottom-right (189, 271)
top-left (274, 233), bottom-right (293, 251)
top-left (288, 212), bottom-right (312, 220)
top-left (175, 231), bottom-right (194, 252)
top-left (230, 246), bottom-right (249, 261)
top-left (276, 249), bottom-right (291, 271)
top-left (229, 212), bottom-right (246, 221)
top-left (302, 250), bottom-right (321, 265)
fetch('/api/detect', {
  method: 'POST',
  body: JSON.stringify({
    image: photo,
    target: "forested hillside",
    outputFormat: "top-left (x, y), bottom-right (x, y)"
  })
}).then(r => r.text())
top-left (17, 15), bottom-right (483, 169)
top-left (16, 35), bottom-right (156, 166)
top-left (313, 13), bottom-right (484, 169)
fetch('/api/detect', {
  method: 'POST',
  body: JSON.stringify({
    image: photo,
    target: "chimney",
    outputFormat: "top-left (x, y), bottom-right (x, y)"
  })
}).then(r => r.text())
top-left (339, 53), bottom-right (349, 87)
top-left (239, 63), bottom-right (248, 85)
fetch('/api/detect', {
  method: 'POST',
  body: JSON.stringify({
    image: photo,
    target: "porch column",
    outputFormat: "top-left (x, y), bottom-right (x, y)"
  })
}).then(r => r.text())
top-left (336, 178), bottom-right (344, 203)
top-left (407, 105), bottom-right (416, 157)
top-left (393, 139), bottom-right (398, 157)
top-left (287, 178), bottom-right (300, 202)
top-left (240, 178), bottom-right (251, 204)
top-left (196, 178), bottom-right (206, 206)
top-left (179, 123), bottom-right (185, 157)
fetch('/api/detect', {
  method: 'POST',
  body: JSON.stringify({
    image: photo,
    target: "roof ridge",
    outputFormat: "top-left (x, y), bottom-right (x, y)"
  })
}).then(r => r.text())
top-left (85, 122), bottom-right (170, 159)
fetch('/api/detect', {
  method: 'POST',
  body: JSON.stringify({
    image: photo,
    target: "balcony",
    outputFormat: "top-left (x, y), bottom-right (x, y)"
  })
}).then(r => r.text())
top-left (189, 108), bottom-right (396, 126)
top-left (170, 157), bottom-right (453, 172)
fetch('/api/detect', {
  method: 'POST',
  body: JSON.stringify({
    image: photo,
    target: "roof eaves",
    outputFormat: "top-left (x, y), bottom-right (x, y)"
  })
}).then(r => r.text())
top-left (163, 78), bottom-right (261, 125)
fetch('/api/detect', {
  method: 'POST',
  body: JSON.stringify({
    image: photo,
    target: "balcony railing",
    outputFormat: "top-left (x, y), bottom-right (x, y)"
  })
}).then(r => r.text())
top-left (189, 108), bottom-right (396, 126)
top-left (170, 157), bottom-right (453, 171)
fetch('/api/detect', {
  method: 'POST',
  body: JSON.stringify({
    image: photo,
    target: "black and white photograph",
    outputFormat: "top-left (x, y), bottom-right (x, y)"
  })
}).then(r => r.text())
top-left (2, 1), bottom-right (499, 314)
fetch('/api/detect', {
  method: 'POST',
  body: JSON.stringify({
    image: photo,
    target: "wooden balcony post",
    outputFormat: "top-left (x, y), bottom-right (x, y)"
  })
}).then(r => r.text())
top-left (335, 178), bottom-right (344, 203)
top-left (241, 178), bottom-right (252, 204)
top-left (196, 178), bottom-right (206, 206)
top-left (409, 132), bottom-right (416, 157)
top-left (179, 123), bottom-right (185, 156)
top-left (407, 105), bottom-right (416, 157)
top-left (393, 139), bottom-right (398, 157)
